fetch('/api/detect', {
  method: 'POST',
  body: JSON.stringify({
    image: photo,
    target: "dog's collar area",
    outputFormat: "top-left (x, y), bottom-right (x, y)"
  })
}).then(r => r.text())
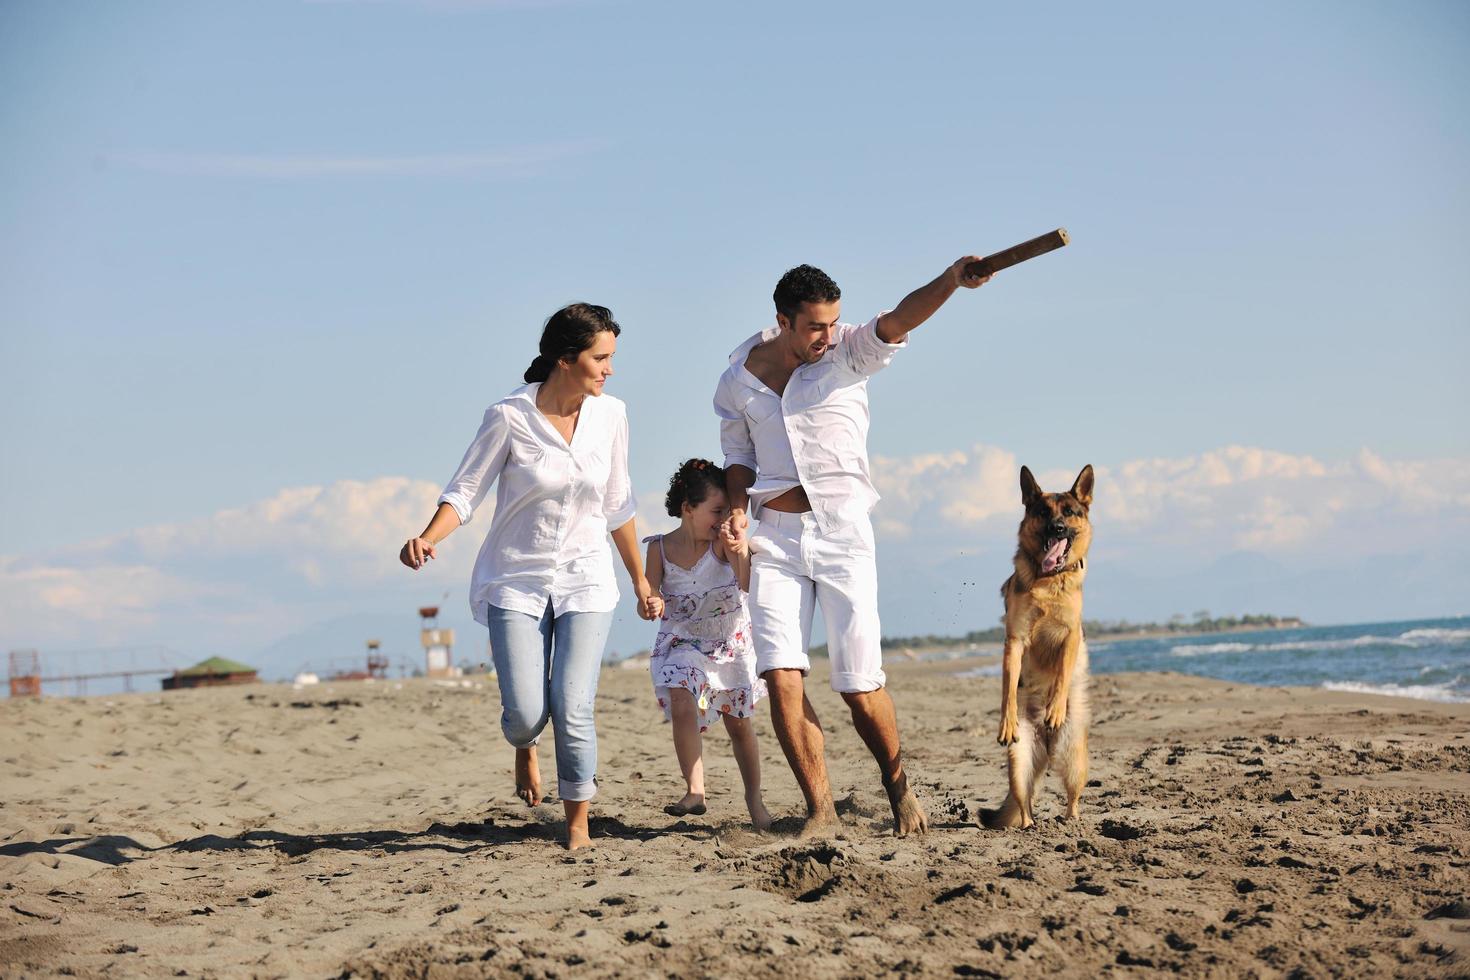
top-left (1035, 555), bottom-right (1085, 578)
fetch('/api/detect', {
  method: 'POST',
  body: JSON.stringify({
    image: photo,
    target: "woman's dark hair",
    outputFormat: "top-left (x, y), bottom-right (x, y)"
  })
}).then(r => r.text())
top-left (772, 264), bottom-right (841, 320)
top-left (665, 458), bottom-right (727, 517)
top-left (524, 303), bottom-right (621, 384)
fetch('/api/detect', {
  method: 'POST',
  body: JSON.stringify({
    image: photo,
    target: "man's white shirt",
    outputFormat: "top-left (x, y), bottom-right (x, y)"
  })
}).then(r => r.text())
top-left (713, 314), bottom-right (903, 533)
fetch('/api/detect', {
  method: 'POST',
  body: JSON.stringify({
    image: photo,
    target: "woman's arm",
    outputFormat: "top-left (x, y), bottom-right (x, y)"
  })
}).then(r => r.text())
top-left (400, 502), bottom-right (461, 569)
top-left (401, 403), bottom-right (511, 570)
top-left (603, 407), bottom-right (659, 618)
top-left (611, 518), bottom-right (658, 620)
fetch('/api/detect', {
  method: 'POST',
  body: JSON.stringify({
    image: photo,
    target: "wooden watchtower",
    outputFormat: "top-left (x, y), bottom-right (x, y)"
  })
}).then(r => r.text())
top-left (419, 607), bottom-right (455, 678)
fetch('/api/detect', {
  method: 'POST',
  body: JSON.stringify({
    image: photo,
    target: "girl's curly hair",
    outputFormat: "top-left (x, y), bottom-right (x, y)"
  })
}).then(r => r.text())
top-left (664, 458), bottom-right (727, 517)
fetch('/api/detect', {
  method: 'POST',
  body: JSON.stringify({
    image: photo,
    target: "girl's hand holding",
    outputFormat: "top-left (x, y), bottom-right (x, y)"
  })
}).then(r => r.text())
top-left (400, 537), bottom-right (437, 570)
top-left (634, 578), bottom-right (662, 621)
top-left (720, 519), bottom-right (750, 557)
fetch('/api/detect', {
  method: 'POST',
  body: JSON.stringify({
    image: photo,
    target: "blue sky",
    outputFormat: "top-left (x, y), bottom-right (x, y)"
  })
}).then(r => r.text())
top-left (2, 1), bottom-right (1467, 680)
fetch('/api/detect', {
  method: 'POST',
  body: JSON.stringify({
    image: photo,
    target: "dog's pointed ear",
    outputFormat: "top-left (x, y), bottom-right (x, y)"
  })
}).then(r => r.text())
top-left (1020, 466), bottom-right (1042, 506)
top-left (1070, 465), bottom-right (1094, 508)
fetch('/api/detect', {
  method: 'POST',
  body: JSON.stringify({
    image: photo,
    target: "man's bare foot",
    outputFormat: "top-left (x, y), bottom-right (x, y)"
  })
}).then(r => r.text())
top-left (883, 767), bottom-right (929, 836)
top-left (664, 792), bottom-right (706, 817)
top-left (798, 802), bottom-right (840, 838)
top-left (515, 746), bottom-right (542, 806)
top-left (746, 793), bottom-right (773, 832)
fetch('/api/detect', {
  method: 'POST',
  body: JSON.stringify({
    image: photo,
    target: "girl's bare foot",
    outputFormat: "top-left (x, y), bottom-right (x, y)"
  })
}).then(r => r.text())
top-left (515, 746), bottom-right (542, 806)
top-left (664, 792), bottom-right (706, 817)
top-left (746, 793), bottom-right (773, 832)
top-left (564, 799), bottom-right (593, 851)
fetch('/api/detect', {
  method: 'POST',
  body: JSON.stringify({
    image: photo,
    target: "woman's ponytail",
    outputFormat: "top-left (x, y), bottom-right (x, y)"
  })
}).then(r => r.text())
top-left (524, 303), bottom-right (621, 385)
top-left (523, 354), bottom-right (554, 384)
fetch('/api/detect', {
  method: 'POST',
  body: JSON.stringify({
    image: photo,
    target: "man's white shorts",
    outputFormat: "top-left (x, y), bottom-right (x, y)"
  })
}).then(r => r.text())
top-left (747, 509), bottom-right (887, 694)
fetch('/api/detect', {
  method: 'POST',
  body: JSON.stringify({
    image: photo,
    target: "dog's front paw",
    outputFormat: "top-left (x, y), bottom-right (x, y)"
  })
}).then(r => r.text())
top-left (1043, 692), bottom-right (1069, 730)
top-left (997, 714), bottom-right (1019, 745)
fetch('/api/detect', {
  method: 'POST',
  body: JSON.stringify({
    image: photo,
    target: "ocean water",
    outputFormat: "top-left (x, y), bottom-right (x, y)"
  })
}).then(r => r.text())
top-left (1086, 616), bottom-right (1470, 703)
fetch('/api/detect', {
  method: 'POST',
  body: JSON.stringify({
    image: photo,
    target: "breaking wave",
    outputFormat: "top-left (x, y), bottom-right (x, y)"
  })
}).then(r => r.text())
top-left (1171, 625), bottom-right (1470, 658)
top-left (1321, 679), bottom-right (1468, 704)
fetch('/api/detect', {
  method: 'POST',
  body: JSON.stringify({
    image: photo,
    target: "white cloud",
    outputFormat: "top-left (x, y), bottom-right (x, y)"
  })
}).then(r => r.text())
top-left (634, 490), bottom-right (680, 539)
top-left (0, 478), bottom-right (475, 654)
top-left (1, 558), bottom-right (190, 623)
top-left (869, 447), bottom-right (1020, 537)
top-left (871, 444), bottom-right (1470, 561)
top-left (78, 477), bottom-right (456, 582)
top-left (4, 449), bottom-right (1466, 661)
top-left (108, 142), bottom-right (602, 179)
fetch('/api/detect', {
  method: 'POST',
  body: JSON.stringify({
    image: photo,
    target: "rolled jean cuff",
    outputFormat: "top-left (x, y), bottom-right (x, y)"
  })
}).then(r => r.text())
top-left (503, 730), bottom-right (540, 749)
top-left (559, 776), bottom-right (597, 802)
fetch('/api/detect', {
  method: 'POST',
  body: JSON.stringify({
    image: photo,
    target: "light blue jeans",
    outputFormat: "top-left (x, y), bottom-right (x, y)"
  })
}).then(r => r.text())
top-left (487, 602), bottom-right (613, 802)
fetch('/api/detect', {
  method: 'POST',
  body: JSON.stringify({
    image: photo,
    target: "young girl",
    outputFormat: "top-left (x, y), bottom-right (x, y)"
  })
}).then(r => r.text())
top-left (644, 459), bottom-right (771, 830)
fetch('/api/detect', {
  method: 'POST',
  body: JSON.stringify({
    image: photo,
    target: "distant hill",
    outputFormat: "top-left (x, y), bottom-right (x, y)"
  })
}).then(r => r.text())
top-left (808, 612), bottom-right (1304, 658)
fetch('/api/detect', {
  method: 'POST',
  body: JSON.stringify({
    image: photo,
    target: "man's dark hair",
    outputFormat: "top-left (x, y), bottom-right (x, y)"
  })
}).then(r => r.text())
top-left (772, 265), bottom-right (840, 320)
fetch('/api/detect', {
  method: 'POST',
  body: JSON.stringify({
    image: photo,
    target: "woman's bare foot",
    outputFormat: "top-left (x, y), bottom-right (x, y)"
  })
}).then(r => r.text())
top-left (515, 746), bottom-right (542, 806)
top-left (664, 792), bottom-right (706, 817)
top-left (883, 767), bottom-right (929, 837)
top-left (746, 793), bottom-right (773, 832)
top-left (564, 799), bottom-right (593, 851)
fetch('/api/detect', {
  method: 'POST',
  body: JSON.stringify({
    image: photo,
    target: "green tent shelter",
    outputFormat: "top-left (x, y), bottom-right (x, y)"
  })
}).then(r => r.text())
top-left (162, 656), bottom-right (258, 691)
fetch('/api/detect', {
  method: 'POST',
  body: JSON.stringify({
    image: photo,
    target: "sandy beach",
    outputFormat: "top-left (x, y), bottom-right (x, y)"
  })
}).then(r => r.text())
top-left (2, 658), bottom-right (1468, 978)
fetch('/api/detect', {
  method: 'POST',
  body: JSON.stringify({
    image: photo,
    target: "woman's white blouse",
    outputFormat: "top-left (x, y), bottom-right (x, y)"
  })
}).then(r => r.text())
top-left (438, 384), bottom-right (636, 623)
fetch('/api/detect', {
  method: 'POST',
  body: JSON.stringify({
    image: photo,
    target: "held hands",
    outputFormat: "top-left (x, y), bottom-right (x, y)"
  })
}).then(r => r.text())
top-left (400, 537), bottom-right (437, 570)
top-left (720, 516), bottom-right (750, 558)
top-left (950, 255), bottom-right (992, 290)
top-left (727, 507), bottom-right (748, 535)
top-left (636, 580), bottom-right (664, 621)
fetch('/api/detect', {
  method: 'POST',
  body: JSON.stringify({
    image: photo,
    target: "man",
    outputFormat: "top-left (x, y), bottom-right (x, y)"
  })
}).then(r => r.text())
top-left (714, 258), bottom-right (990, 836)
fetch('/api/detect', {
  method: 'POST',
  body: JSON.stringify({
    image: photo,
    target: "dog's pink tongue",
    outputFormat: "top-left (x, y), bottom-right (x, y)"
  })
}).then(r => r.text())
top-left (1042, 537), bottom-right (1068, 572)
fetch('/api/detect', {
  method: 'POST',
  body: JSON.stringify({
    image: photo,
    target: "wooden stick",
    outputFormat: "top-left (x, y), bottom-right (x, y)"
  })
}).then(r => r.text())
top-left (964, 228), bottom-right (1070, 278)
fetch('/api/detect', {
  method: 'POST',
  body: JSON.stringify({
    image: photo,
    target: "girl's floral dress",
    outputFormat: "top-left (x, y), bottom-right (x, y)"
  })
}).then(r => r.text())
top-left (646, 535), bottom-right (766, 733)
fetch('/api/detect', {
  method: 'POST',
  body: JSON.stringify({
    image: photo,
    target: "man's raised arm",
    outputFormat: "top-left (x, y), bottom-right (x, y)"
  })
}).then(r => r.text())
top-left (876, 256), bottom-right (991, 345)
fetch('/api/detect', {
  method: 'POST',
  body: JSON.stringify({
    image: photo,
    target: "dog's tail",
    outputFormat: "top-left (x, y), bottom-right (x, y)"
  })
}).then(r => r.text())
top-left (979, 794), bottom-right (1024, 830)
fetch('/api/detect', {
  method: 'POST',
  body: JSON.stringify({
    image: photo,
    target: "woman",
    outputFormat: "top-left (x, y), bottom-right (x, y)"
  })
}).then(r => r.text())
top-left (399, 303), bottom-right (656, 851)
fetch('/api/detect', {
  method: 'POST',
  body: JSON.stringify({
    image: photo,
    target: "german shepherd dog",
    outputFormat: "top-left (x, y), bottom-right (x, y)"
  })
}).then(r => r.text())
top-left (981, 464), bottom-right (1093, 829)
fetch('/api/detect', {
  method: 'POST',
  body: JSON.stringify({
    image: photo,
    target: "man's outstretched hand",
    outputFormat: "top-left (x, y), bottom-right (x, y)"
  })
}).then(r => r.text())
top-left (950, 255), bottom-right (992, 290)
